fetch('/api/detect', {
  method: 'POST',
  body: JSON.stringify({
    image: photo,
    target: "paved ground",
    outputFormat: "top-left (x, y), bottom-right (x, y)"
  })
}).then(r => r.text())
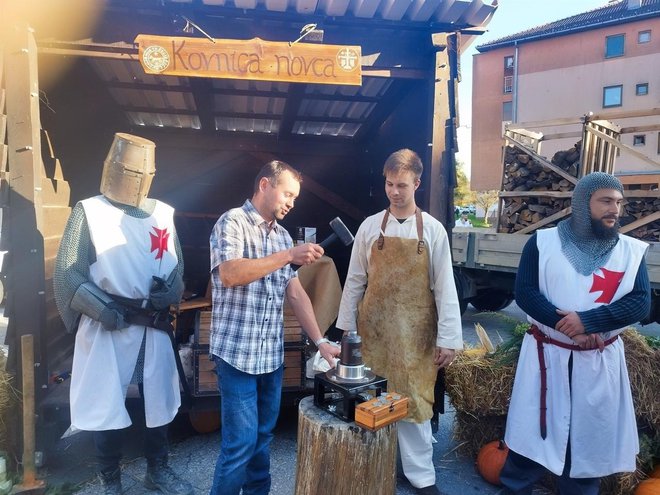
top-left (3, 304), bottom-right (658, 494)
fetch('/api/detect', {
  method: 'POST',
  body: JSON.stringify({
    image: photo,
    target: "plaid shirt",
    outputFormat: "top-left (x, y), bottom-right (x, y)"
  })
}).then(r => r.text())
top-left (209, 200), bottom-right (296, 374)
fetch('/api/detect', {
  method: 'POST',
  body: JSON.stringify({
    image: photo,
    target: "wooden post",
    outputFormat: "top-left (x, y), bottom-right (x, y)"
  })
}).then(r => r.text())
top-left (295, 396), bottom-right (397, 495)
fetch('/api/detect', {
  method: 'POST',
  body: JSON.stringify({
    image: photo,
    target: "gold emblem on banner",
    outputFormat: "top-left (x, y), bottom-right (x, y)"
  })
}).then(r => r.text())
top-left (336, 48), bottom-right (359, 72)
top-left (142, 45), bottom-right (171, 73)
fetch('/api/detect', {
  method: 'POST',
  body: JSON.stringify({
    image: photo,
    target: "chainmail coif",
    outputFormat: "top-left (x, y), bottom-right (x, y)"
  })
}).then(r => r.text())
top-left (556, 172), bottom-right (623, 276)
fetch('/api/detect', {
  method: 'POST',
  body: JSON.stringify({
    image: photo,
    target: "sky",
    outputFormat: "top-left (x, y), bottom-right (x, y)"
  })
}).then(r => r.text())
top-left (455, 0), bottom-right (612, 176)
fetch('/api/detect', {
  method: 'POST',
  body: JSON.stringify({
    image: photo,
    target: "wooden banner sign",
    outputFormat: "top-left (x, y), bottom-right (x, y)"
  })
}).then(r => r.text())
top-left (135, 34), bottom-right (362, 86)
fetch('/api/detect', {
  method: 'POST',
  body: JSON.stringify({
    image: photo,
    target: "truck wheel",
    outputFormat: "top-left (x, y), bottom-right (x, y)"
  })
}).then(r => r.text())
top-left (471, 290), bottom-right (514, 312)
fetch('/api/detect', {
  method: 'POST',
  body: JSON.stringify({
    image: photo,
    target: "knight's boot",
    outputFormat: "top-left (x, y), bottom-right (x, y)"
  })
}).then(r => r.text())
top-left (144, 457), bottom-right (194, 495)
top-left (98, 467), bottom-right (123, 495)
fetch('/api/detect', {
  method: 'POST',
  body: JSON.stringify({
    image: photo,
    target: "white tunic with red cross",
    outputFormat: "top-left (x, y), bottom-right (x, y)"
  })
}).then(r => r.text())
top-left (70, 195), bottom-right (180, 431)
top-left (505, 227), bottom-right (647, 478)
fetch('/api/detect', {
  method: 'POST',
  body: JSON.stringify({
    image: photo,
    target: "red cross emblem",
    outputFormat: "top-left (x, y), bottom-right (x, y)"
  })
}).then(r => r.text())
top-left (590, 268), bottom-right (624, 304)
top-left (150, 227), bottom-right (170, 260)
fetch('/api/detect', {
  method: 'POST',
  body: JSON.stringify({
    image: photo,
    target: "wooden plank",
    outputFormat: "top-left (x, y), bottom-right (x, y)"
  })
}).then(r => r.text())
top-left (41, 205), bottom-right (72, 238)
top-left (619, 124), bottom-right (660, 134)
top-left (516, 207), bottom-right (572, 235)
top-left (541, 131), bottom-right (582, 140)
top-left (135, 35), bottom-right (362, 86)
top-left (506, 135), bottom-right (578, 185)
top-left (507, 116), bottom-right (581, 129)
top-left (499, 191), bottom-right (573, 198)
top-left (623, 190), bottom-right (660, 198)
top-left (590, 107), bottom-right (660, 121)
top-left (4, 23), bottom-right (49, 389)
top-left (619, 211), bottom-right (660, 234)
top-left (472, 232), bottom-right (527, 269)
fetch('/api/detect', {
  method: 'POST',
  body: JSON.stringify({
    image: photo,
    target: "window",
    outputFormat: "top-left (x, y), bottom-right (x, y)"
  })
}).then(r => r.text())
top-left (633, 135), bottom-right (646, 146)
top-left (504, 76), bottom-right (513, 94)
top-left (636, 83), bottom-right (649, 96)
top-left (504, 56), bottom-right (514, 69)
top-left (638, 30), bottom-right (651, 43)
top-left (605, 34), bottom-right (625, 58)
top-left (603, 85), bottom-right (623, 107)
top-left (502, 101), bottom-right (513, 122)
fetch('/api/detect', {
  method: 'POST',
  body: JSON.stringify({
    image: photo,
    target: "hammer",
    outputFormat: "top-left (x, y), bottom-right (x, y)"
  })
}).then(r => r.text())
top-left (292, 217), bottom-right (354, 270)
top-left (319, 217), bottom-right (354, 249)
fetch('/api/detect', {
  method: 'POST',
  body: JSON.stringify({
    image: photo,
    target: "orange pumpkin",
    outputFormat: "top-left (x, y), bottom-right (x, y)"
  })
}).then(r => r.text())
top-left (476, 440), bottom-right (509, 486)
top-left (635, 478), bottom-right (660, 495)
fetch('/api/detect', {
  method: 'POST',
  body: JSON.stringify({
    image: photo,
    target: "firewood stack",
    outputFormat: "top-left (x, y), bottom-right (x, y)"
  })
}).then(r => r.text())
top-left (498, 139), bottom-right (660, 241)
top-left (498, 142), bottom-right (581, 233)
top-left (622, 198), bottom-right (660, 242)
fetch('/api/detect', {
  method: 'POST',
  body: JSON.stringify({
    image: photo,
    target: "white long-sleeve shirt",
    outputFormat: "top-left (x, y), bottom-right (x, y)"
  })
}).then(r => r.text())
top-left (337, 210), bottom-right (463, 350)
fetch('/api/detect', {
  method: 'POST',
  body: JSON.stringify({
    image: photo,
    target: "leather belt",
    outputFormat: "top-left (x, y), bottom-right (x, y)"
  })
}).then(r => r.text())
top-left (526, 325), bottom-right (618, 439)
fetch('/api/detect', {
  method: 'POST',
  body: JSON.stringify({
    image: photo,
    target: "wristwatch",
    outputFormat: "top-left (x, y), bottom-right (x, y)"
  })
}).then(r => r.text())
top-left (314, 337), bottom-right (330, 347)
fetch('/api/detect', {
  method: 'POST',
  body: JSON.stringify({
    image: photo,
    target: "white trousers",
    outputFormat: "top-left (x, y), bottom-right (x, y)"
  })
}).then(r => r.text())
top-left (398, 419), bottom-right (435, 488)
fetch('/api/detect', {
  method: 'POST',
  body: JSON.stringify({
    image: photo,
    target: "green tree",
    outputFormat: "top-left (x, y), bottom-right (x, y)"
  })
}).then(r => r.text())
top-left (474, 190), bottom-right (500, 227)
top-left (454, 161), bottom-right (476, 208)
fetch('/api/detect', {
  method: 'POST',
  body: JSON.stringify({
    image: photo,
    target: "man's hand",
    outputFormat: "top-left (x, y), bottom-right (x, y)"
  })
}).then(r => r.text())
top-left (434, 347), bottom-right (455, 369)
top-left (572, 333), bottom-right (605, 352)
top-left (289, 243), bottom-right (324, 267)
top-left (318, 341), bottom-right (340, 368)
top-left (555, 309), bottom-right (585, 338)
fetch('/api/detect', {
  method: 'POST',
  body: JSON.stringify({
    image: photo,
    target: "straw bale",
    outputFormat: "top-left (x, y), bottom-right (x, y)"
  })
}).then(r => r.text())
top-left (0, 368), bottom-right (17, 454)
top-left (452, 412), bottom-right (506, 458)
top-left (445, 349), bottom-right (516, 416)
top-left (621, 330), bottom-right (660, 431)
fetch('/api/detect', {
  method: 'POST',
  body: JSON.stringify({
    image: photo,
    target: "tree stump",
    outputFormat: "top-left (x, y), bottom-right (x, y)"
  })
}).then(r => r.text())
top-left (295, 396), bottom-right (397, 495)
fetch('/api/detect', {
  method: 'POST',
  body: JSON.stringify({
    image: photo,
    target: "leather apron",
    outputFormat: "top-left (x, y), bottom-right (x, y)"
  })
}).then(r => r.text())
top-left (357, 209), bottom-right (437, 423)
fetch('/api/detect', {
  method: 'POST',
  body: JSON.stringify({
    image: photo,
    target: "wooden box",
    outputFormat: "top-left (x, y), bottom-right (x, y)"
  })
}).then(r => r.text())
top-left (283, 346), bottom-right (304, 389)
top-left (193, 348), bottom-right (218, 396)
top-left (194, 310), bottom-right (212, 345)
top-left (355, 393), bottom-right (409, 431)
top-left (283, 311), bottom-right (303, 343)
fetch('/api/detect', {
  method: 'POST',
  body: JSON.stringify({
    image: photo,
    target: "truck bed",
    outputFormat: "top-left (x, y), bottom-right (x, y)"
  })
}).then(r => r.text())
top-left (452, 231), bottom-right (660, 289)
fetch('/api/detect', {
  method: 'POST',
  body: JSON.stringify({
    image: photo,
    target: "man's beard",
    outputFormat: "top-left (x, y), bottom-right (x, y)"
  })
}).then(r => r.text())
top-left (591, 217), bottom-right (619, 239)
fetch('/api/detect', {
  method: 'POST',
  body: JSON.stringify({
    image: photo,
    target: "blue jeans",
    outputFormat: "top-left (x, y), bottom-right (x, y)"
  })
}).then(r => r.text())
top-left (210, 357), bottom-right (283, 495)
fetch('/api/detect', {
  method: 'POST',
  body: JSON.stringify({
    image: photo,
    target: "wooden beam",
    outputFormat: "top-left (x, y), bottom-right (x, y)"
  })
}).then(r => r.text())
top-left (3, 22), bottom-right (49, 389)
top-left (188, 78), bottom-right (216, 133)
top-left (619, 124), bottom-right (660, 134)
top-left (499, 191), bottom-right (573, 198)
top-left (619, 211), bottom-right (660, 234)
top-left (541, 131), bottom-right (582, 141)
top-left (120, 105), bottom-right (368, 125)
top-left (106, 81), bottom-right (382, 103)
top-left (590, 107), bottom-right (660, 121)
top-left (279, 83), bottom-right (306, 137)
top-left (354, 79), bottom-right (411, 141)
top-left (516, 207), bottom-right (572, 235)
top-left (135, 127), bottom-right (360, 156)
top-left (427, 32), bottom-right (456, 226)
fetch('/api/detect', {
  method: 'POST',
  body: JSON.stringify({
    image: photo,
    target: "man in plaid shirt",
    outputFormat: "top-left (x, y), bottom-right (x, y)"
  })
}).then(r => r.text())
top-left (209, 160), bottom-right (340, 495)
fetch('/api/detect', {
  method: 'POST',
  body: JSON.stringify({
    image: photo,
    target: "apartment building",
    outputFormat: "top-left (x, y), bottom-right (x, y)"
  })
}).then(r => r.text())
top-left (471, 0), bottom-right (660, 190)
